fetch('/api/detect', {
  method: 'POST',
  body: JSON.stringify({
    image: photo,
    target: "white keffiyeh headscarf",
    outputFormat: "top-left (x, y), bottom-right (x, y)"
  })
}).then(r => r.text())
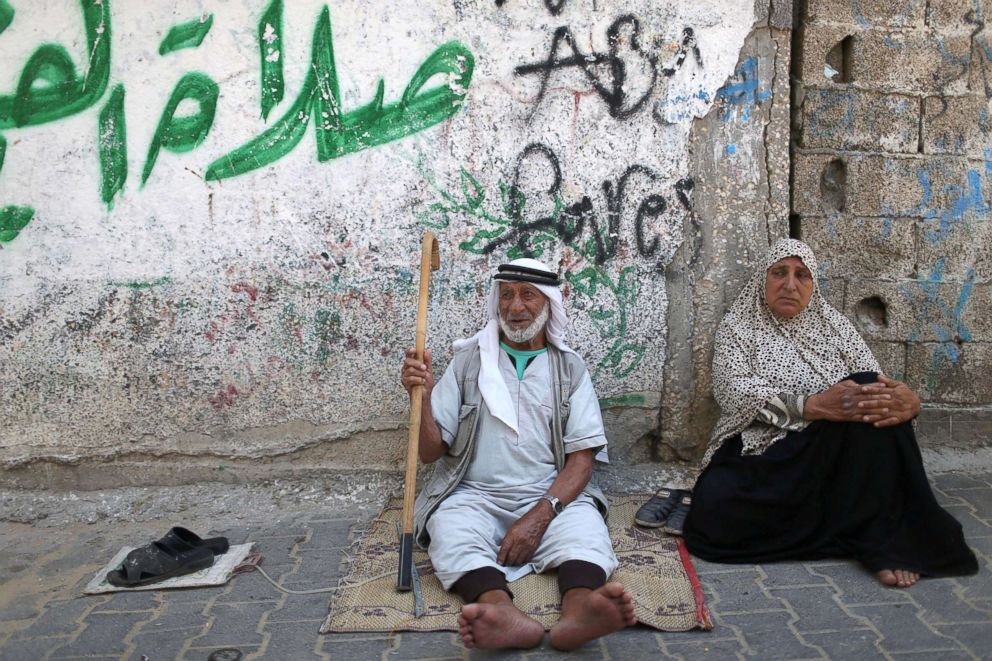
top-left (702, 239), bottom-right (880, 467)
top-left (452, 258), bottom-right (575, 433)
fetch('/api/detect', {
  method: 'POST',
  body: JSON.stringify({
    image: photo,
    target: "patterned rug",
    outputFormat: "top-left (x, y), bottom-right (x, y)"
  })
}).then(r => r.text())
top-left (321, 495), bottom-right (712, 633)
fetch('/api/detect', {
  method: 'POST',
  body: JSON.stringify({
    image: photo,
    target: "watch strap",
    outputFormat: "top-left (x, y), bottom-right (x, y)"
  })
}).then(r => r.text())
top-left (541, 494), bottom-right (563, 516)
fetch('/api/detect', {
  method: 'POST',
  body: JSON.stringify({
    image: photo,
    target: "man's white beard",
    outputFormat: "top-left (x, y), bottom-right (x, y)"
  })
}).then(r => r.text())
top-left (498, 302), bottom-right (550, 344)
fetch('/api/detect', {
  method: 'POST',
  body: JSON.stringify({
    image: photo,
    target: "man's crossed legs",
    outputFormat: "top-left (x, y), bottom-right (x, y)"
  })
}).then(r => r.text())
top-left (427, 490), bottom-right (636, 650)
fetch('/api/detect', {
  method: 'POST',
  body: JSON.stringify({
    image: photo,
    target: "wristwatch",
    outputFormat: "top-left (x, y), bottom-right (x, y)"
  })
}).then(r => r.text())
top-left (541, 494), bottom-right (563, 516)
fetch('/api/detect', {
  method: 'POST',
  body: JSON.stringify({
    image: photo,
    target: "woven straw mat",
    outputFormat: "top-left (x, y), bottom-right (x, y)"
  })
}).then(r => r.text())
top-left (321, 494), bottom-right (710, 633)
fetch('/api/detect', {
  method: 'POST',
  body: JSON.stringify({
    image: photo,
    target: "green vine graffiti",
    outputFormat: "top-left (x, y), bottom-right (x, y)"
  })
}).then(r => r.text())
top-left (158, 15), bottom-right (214, 56)
top-left (417, 161), bottom-right (647, 379)
top-left (258, 0), bottom-right (284, 120)
top-left (567, 265), bottom-right (645, 379)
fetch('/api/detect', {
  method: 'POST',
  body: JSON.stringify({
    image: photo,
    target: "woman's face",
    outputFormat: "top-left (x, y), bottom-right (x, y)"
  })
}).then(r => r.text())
top-left (765, 256), bottom-right (814, 319)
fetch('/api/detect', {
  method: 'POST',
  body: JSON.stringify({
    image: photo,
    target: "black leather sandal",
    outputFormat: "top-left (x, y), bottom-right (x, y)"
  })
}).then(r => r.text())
top-left (634, 488), bottom-right (687, 528)
top-left (106, 541), bottom-right (215, 587)
top-left (663, 494), bottom-right (693, 536)
top-left (161, 526), bottom-right (230, 556)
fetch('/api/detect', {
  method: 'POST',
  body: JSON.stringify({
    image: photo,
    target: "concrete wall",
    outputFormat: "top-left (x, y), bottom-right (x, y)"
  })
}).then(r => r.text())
top-left (793, 0), bottom-right (992, 450)
top-left (659, 2), bottom-right (793, 461)
top-left (0, 0), bottom-right (784, 486)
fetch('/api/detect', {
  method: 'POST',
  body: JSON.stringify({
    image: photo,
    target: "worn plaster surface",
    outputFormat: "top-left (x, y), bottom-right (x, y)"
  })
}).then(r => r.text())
top-left (0, 0), bottom-right (779, 479)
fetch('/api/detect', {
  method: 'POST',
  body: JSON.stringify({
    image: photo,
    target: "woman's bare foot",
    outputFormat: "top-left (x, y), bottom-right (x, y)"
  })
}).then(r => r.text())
top-left (877, 569), bottom-right (919, 588)
top-left (458, 603), bottom-right (544, 650)
top-left (549, 582), bottom-right (637, 651)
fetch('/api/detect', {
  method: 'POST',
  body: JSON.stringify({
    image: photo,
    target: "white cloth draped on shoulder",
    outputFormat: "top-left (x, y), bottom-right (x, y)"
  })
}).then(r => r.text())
top-left (452, 257), bottom-right (576, 434)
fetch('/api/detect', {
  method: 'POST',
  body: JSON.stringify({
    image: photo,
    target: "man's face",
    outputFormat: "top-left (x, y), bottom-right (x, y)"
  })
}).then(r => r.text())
top-left (764, 256), bottom-right (814, 319)
top-left (498, 281), bottom-right (549, 341)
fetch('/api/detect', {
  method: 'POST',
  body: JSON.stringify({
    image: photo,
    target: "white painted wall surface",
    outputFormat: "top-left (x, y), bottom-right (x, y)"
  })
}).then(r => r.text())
top-left (0, 0), bottom-right (756, 465)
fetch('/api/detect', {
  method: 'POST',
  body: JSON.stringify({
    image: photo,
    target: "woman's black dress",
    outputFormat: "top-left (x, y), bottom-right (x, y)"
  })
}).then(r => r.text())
top-left (683, 419), bottom-right (979, 577)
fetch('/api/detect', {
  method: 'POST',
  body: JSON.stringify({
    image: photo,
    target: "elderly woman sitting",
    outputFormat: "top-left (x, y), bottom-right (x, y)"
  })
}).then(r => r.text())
top-left (683, 239), bottom-right (978, 587)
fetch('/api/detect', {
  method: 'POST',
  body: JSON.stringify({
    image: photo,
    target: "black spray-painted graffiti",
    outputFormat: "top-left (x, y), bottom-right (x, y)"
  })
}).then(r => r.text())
top-left (459, 143), bottom-right (693, 271)
top-left (495, 0), bottom-right (568, 15)
top-left (965, 8), bottom-right (992, 99)
top-left (417, 146), bottom-right (694, 378)
top-left (514, 15), bottom-right (702, 120)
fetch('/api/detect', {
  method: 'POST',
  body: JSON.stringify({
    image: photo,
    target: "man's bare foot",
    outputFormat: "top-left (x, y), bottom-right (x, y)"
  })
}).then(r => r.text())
top-left (549, 582), bottom-right (637, 651)
top-left (458, 603), bottom-right (544, 650)
top-left (877, 569), bottom-right (919, 588)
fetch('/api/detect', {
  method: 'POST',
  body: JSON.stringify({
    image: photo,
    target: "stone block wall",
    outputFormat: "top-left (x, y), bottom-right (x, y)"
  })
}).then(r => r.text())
top-left (793, 0), bottom-right (992, 445)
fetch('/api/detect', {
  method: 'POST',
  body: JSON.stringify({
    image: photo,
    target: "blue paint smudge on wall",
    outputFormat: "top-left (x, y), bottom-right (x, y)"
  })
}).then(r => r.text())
top-left (920, 168), bottom-right (991, 244)
top-left (901, 260), bottom-right (976, 388)
top-left (885, 154), bottom-right (992, 245)
top-left (850, 0), bottom-right (873, 28)
top-left (655, 89), bottom-right (711, 123)
top-left (714, 57), bottom-right (772, 122)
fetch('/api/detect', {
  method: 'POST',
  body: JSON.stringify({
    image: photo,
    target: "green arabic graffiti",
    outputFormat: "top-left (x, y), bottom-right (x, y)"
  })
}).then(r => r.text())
top-left (99, 84), bottom-right (127, 207)
top-left (0, 0), bottom-right (13, 35)
top-left (205, 7), bottom-right (474, 181)
top-left (159, 15), bottom-right (215, 55)
top-left (0, 134), bottom-right (36, 243)
top-left (0, 0), bottom-right (110, 129)
top-left (0, 205), bottom-right (34, 243)
top-left (417, 162), bottom-right (647, 378)
top-left (141, 72), bottom-right (219, 185)
top-left (0, 1), bottom-right (474, 226)
top-left (258, 0), bottom-right (284, 120)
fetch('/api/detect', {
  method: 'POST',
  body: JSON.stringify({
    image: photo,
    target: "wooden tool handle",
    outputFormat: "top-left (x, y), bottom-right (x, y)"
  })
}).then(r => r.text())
top-left (399, 232), bottom-right (438, 591)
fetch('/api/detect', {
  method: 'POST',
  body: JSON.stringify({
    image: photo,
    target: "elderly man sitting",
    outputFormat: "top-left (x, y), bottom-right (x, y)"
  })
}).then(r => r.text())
top-left (400, 258), bottom-right (636, 651)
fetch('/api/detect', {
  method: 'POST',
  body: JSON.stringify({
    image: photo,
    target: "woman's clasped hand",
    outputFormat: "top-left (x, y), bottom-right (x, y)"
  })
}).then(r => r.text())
top-left (805, 375), bottom-right (921, 427)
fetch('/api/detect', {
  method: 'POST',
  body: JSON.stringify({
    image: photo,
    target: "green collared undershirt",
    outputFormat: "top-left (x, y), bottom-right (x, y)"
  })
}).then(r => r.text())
top-left (500, 342), bottom-right (548, 381)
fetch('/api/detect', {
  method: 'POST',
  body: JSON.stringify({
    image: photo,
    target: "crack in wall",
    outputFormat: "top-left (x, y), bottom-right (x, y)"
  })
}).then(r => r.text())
top-left (764, 29), bottom-right (782, 246)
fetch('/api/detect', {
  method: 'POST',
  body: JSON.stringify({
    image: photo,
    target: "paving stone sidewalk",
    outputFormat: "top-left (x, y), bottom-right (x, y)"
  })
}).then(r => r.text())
top-left (1, 471), bottom-right (990, 660)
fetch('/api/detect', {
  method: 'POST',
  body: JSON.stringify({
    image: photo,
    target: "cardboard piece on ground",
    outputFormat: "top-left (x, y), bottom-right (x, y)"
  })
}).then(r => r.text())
top-left (84, 543), bottom-right (254, 594)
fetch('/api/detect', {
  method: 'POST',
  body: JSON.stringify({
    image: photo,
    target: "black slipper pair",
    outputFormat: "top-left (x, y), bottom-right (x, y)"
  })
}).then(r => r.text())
top-left (634, 488), bottom-right (692, 535)
top-left (107, 527), bottom-right (230, 587)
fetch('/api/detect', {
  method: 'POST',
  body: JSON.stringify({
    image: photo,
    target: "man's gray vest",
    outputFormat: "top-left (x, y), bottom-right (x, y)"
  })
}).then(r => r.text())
top-left (413, 343), bottom-right (609, 548)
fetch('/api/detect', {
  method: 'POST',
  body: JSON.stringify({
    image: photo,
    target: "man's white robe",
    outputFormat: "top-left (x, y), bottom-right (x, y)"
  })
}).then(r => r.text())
top-left (426, 349), bottom-right (618, 589)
